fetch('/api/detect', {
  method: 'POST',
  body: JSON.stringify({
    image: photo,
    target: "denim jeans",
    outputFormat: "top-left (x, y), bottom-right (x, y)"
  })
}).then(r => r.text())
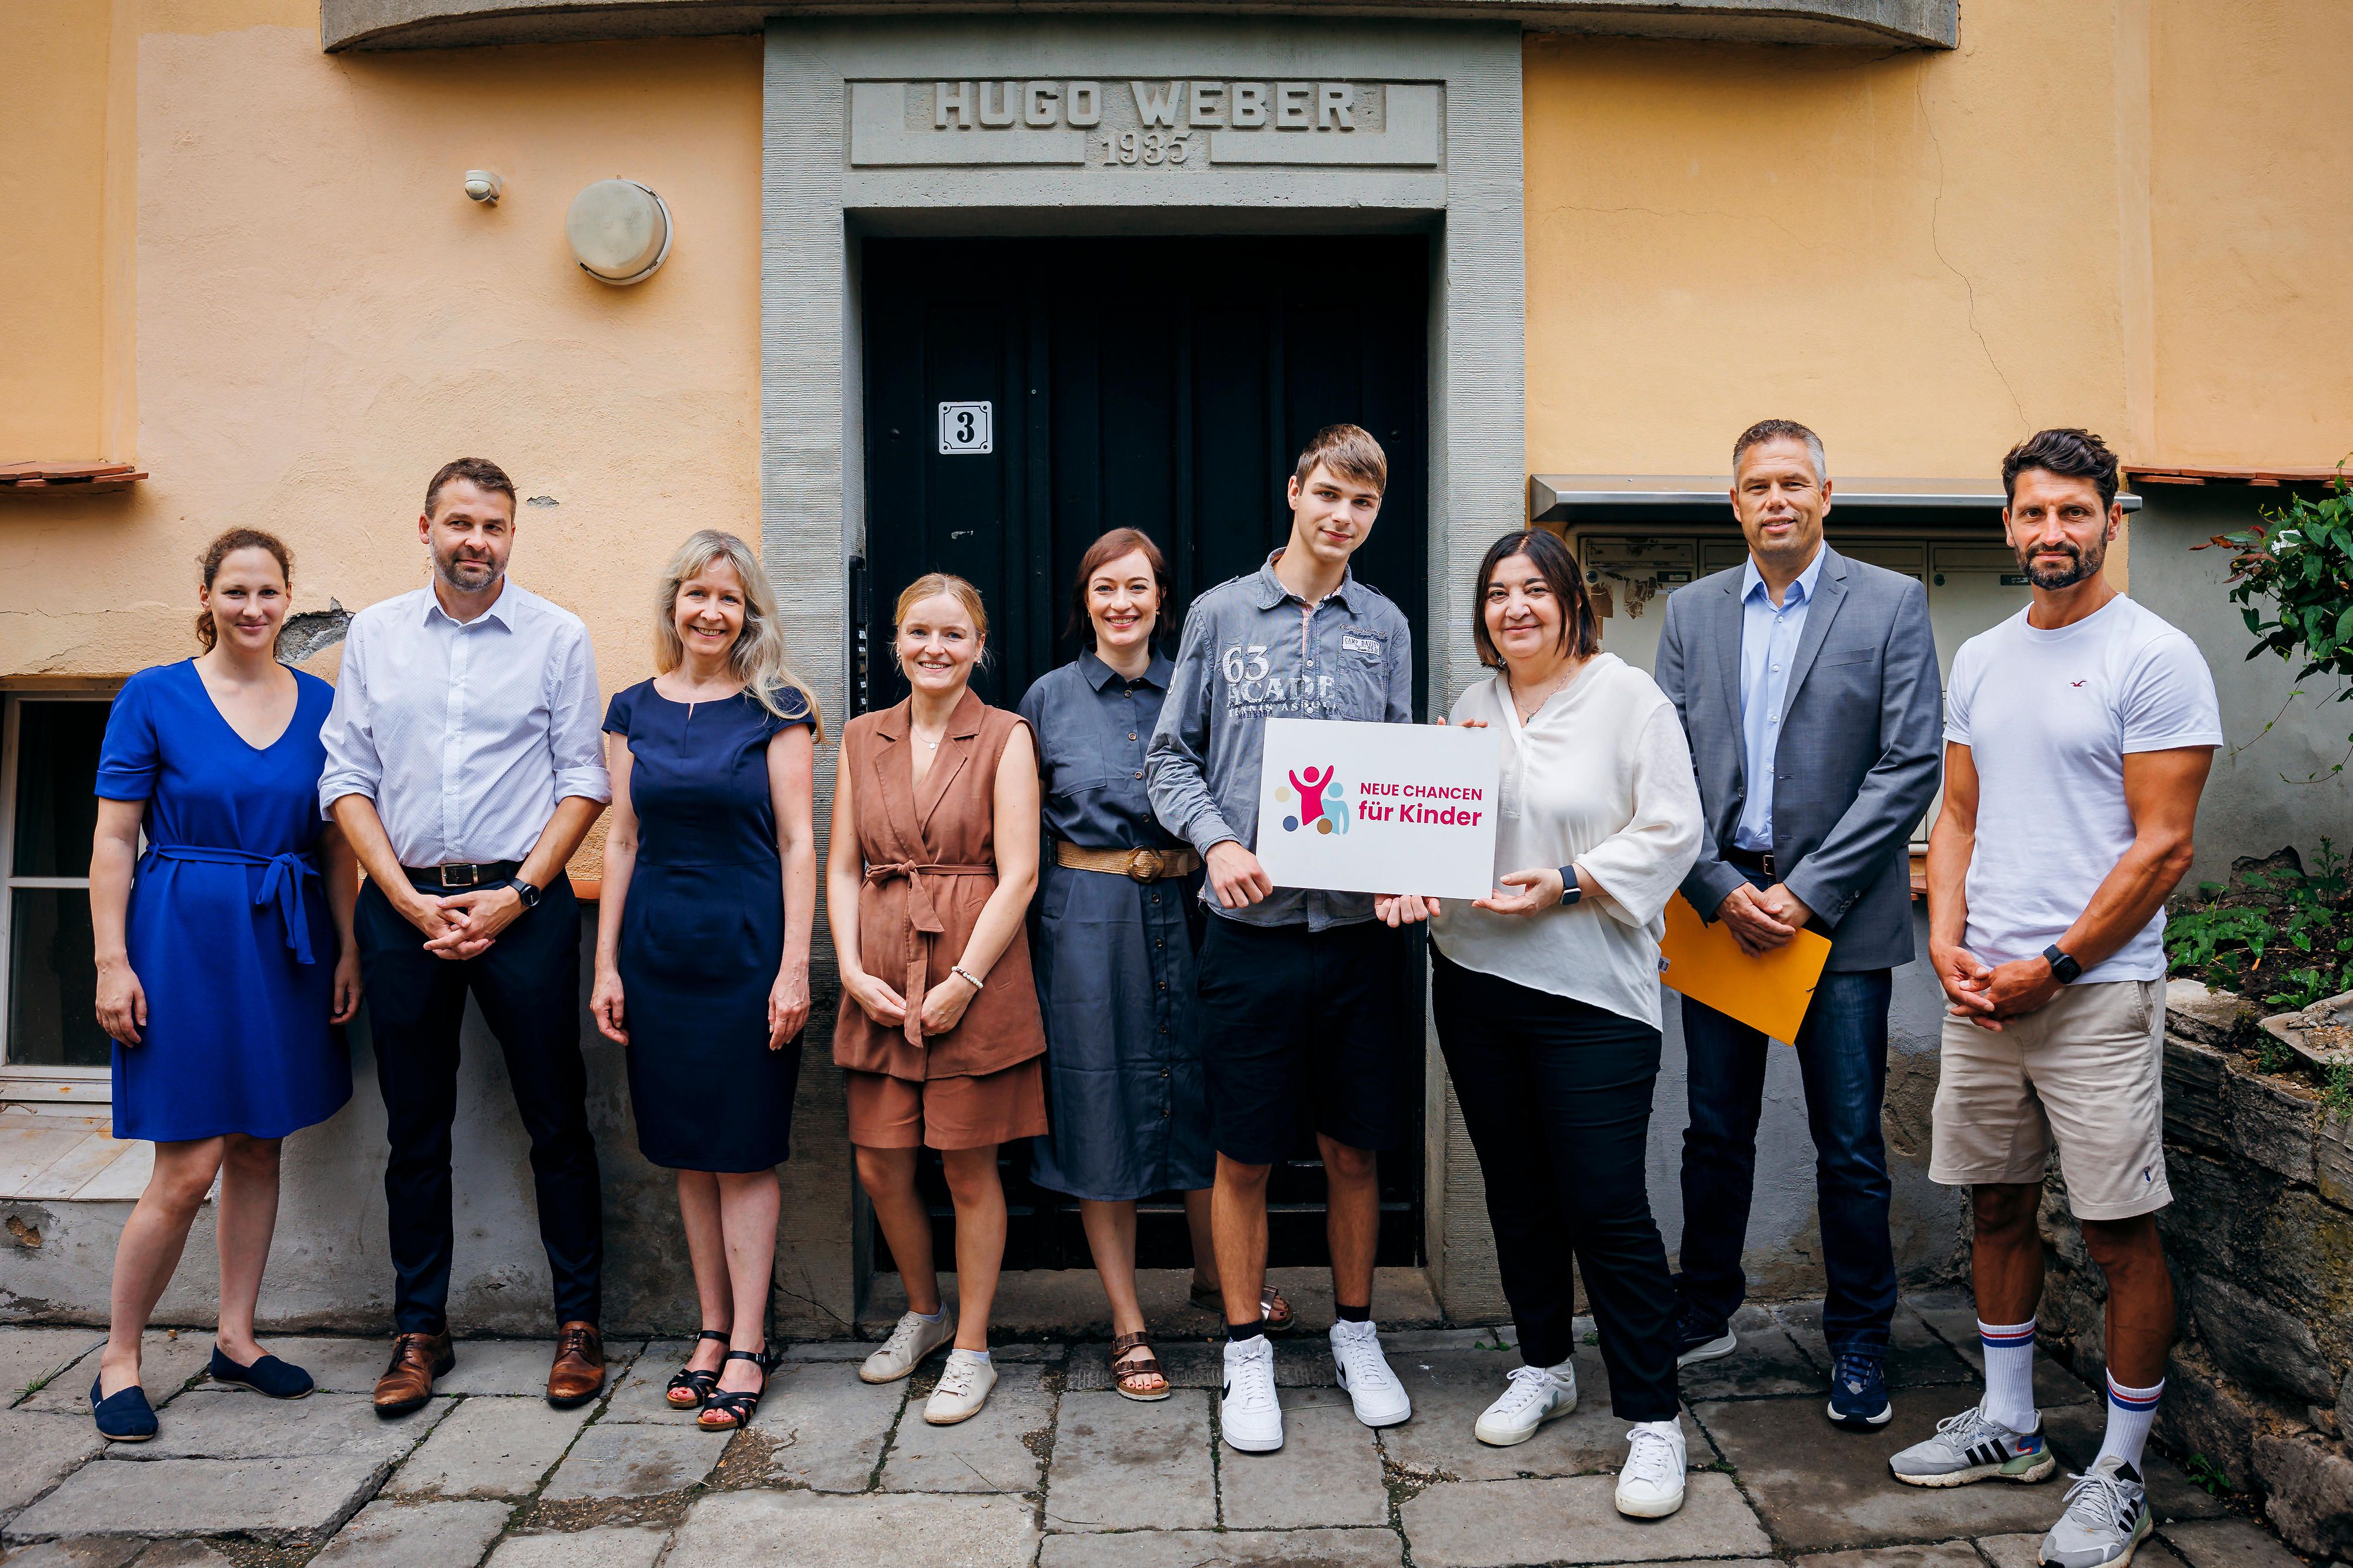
top-left (1675, 929), bottom-right (1897, 1358)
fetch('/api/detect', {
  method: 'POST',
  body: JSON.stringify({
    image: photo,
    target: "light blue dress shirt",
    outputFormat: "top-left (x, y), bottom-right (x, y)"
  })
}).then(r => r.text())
top-left (1732, 548), bottom-right (1826, 852)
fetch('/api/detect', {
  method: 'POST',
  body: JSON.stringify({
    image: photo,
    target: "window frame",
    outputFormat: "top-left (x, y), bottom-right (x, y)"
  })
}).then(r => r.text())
top-left (0, 687), bottom-right (120, 1105)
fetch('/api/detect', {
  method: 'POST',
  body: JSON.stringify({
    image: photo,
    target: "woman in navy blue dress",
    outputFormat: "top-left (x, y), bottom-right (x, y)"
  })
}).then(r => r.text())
top-left (87, 529), bottom-right (361, 1439)
top-left (592, 530), bottom-right (819, 1432)
top-left (1019, 529), bottom-right (1289, 1402)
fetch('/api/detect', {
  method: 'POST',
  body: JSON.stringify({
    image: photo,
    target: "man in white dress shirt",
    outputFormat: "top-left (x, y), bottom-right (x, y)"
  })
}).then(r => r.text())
top-left (319, 458), bottom-right (612, 1416)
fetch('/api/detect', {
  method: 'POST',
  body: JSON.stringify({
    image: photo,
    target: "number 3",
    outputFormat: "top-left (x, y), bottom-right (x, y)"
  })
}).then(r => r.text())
top-left (956, 411), bottom-right (975, 443)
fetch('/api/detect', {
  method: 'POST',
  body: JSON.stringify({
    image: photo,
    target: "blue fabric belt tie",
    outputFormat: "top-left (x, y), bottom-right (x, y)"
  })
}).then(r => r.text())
top-left (146, 845), bottom-right (322, 965)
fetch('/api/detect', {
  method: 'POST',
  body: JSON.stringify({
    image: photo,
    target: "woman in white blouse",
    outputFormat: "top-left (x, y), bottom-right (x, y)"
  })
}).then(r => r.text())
top-left (1382, 528), bottom-right (1701, 1520)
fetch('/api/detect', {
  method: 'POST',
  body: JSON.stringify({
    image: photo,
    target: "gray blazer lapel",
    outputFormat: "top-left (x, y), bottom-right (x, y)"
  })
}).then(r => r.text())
top-left (1713, 573), bottom-right (1746, 787)
top-left (1778, 546), bottom-right (1851, 713)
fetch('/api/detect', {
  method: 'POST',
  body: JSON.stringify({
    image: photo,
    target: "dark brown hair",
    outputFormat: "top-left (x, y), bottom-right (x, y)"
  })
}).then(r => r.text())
top-left (424, 456), bottom-right (517, 519)
top-left (1471, 528), bottom-right (1600, 669)
top-left (194, 528), bottom-right (294, 653)
top-left (2001, 428), bottom-right (2119, 509)
top-left (1292, 423), bottom-right (1387, 496)
top-left (1065, 528), bottom-right (1174, 650)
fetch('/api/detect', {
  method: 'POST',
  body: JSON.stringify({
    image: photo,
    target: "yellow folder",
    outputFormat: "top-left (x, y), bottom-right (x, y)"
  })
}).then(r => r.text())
top-left (1658, 894), bottom-right (1832, 1044)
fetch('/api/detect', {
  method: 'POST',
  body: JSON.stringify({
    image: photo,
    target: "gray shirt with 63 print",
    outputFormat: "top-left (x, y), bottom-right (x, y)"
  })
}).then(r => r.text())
top-left (1146, 553), bottom-right (1414, 931)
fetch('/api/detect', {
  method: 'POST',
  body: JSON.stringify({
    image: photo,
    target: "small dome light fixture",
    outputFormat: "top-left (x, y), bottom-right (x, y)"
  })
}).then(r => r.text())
top-left (565, 178), bottom-right (672, 286)
top-left (463, 169), bottom-right (504, 205)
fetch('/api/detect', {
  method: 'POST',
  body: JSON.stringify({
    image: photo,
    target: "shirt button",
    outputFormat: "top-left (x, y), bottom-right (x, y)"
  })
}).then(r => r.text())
top-left (1128, 732), bottom-right (1137, 741)
top-left (1134, 769), bottom-right (1144, 779)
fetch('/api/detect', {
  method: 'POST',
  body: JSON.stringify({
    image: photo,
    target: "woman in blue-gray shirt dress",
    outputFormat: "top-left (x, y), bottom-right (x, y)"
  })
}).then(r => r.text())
top-left (1019, 529), bottom-right (1289, 1401)
top-left (86, 529), bottom-right (361, 1440)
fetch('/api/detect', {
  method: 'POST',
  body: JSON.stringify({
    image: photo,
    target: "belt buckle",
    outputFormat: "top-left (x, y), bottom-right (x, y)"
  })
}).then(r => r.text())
top-left (438, 863), bottom-right (481, 889)
top-left (1128, 849), bottom-right (1162, 882)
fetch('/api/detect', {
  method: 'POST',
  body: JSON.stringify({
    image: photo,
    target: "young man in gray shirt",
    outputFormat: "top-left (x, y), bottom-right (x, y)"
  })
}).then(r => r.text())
top-left (1148, 424), bottom-right (1417, 1455)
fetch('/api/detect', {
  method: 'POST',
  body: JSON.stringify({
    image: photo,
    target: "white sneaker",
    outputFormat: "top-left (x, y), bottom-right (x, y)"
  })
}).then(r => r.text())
top-left (922, 1348), bottom-right (996, 1424)
top-left (2038, 1456), bottom-right (2153, 1567)
top-left (1221, 1335), bottom-right (1284, 1453)
top-left (860, 1310), bottom-right (955, 1384)
top-left (1474, 1361), bottom-right (1578, 1447)
top-left (1329, 1319), bottom-right (1412, 1429)
top-left (1615, 1419), bottom-right (1688, 1518)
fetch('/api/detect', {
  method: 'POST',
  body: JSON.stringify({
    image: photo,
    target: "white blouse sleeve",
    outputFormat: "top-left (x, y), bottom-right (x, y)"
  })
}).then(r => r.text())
top-left (1578, 703), bottom-right (1704, 929)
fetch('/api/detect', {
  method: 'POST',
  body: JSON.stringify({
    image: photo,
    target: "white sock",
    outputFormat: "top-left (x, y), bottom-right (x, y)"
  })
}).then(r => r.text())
top-left (1978, 1318), bottom-right (2038, 1433)
top-left (951, 1346), bottom-right (990, 1364)
top-left (2095, 1373), bottom-right (2162, 1474)
top-left (914, 1307), bottom-right (944, 1324)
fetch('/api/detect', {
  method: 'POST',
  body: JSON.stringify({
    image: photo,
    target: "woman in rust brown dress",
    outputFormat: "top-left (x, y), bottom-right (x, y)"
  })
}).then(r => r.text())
top-left (827, 572), bottom-right (1047, 1427)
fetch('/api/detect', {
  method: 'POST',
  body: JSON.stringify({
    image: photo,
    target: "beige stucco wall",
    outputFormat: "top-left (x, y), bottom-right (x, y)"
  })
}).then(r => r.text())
top-left (0, 3), bottom-right (764, 788)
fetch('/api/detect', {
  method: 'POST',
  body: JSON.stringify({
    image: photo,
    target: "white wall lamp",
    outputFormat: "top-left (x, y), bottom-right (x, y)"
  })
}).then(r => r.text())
top-left (463, 169), bottom-right (504, 205)
top-left (565, 178), bottom-right (672, 286)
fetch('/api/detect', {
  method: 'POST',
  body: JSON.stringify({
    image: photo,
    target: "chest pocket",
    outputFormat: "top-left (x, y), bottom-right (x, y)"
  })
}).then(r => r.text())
top-left (1334, 630), bottom-right (1391, 716)
top-left (1815, 644), bottom-right (1877, 669)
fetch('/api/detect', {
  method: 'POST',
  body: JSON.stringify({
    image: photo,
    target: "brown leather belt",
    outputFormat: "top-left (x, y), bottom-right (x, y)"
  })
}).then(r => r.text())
top-left (1054, 842), bottom-right (1200, 882)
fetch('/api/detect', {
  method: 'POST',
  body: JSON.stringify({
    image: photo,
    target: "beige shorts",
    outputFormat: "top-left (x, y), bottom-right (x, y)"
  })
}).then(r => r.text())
top-left (1929, 977), bottom-right (2170, 1220)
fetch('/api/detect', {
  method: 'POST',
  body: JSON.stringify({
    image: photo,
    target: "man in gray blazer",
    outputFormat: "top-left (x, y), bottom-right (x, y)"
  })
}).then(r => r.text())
top-left (1654, 419), bottom-right (1942, 1433)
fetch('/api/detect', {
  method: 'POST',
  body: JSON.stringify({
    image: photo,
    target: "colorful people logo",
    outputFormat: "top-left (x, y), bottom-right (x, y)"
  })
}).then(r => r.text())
top-left (1276, 765), bottom-right (1351, 835)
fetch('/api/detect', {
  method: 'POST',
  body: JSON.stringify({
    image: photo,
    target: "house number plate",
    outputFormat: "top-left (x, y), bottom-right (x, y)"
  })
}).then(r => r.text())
top-left (938, 401), bottom-right (993, 455)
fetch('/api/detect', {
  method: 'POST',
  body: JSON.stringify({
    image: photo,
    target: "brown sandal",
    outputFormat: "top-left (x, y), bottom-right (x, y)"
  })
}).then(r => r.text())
top-left (1188, 1282), bottom-right (1297, 1335)
top-left (1110, 1332), bottom-right (1171, 1402)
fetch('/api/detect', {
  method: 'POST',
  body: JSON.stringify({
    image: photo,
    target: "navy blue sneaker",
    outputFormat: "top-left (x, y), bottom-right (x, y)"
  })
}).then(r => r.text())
top-left (90, 1376), bottom-right (158, 1442)
top-left (1673, 1307), bottom-right (1736, 1368)
top-left (1827, 1350), bottom-right (1891, 1430)
top-left (208, 1345), bottom-right (315, 1400)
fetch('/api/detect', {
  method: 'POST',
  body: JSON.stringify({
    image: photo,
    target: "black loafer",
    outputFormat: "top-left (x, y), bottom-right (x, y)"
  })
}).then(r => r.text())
top-left (91, 1376), bottom-right (159, 1442)
top-left (208, 1346), bottom-right (315, 1400)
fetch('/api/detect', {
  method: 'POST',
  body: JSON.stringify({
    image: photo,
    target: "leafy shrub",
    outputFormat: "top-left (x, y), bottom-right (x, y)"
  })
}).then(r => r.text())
top-left (2198, 465), bottom-right (2353, 766)
top-left (2165, 839), bottom-right (2353, 1013)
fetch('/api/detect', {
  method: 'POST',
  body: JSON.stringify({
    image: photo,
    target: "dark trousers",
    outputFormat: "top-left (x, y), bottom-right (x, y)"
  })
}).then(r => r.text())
top-left (1676, 898), bottom-right (1897, 1357)
top-left (357, 877), bottom-right (602, 1333)
top-left (1433, 951), bottom-right (1679, 1422)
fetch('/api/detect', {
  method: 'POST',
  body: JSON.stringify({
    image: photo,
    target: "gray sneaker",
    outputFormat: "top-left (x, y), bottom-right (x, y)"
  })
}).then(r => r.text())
top-left (1888, 1400), bottom-right (2058, 1487)
top-left (859, 1310), bottom-right (955, 1384)
top-left (2038, 1457), bottom-right (2152, 1566)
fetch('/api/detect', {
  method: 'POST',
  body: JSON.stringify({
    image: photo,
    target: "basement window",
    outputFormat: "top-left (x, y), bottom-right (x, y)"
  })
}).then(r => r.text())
top-left (1, 692), bottom-right (115, 1104)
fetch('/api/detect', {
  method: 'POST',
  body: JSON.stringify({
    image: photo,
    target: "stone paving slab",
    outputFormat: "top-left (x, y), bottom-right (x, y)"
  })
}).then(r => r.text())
top-left (1039, 1527), bottom-right (1407, 1567)
top-left (1790, 1543), bottom-right (1985, 1566)
top-left (1, 1327), bottom-right (104, 1403)
top-left (5, 1453), bottom-right (390, 1543)
top-left (879, 1363), bottom-right (1052, 1494)
top-left (21, 1334), bottom-right (211, 1414)
top-left (664, 1489), bottom-right (1039, 1568)
top-left (0, 1409), bottom-right (104, 1513)
top-left (1220, 1386), bottom-right (1389, 1529)
top-left (1770, 1300), bottom-right (1977, 1389)
top-left (599, 1339), bottom-right (696, 1422)
top-left (245, 1337), bottom-right (405, 1396)
top-left (2036, 1401), bottom-right (2231, 1523)
top-left (1978, 1532), bottom-right (2186, 1567)
top-left (538, 1420), bottom-right (725, 1500)
top-left (108, 1389), bottom-right (450, 1463)
top-left (485, 1525), bottom-right (670, 1568)
top-left (2157, 1517), bottom-right (2312, 1566)
top-left (1398, 1472), bottom-right (1774, 1567)
top-left (1694, 1388), bottom-right (2077, 1551)
top-left (1041, 1389), bottom-right (1215, 1533)
top-left (1904, 1301), bottom-right (2102, 1408)
top-left (0, 1537), bottom-right (149, 1568)
top-left (1381, 1350), bottom-right (1717, 1484)
top-left (1672, 1303), bottom-right (1827, 1403)
top-left (308, 1498), bottom-right (513, 1567)
top-left (743, 1360), bottom-right (903, 1491)
top-left (382, 1396), bottom-right (594, 1499)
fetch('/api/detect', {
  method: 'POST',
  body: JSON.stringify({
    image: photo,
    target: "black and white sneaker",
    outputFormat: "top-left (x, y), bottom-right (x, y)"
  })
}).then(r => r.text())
top-left (2038, 1456), bottom-right (2152, 1566)
top-left (1672, 1306), bottom-right (1736, 1368)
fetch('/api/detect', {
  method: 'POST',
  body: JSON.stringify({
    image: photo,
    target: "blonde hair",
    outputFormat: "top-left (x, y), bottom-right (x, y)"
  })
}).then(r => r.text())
top-left (892, 573), bottom-right (990, 671)
top-left (654, 530), bottom-right (824, 743)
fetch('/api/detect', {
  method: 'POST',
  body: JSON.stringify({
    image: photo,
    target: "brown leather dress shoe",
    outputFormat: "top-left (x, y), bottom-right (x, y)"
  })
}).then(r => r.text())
top-left (374, 1330), bottom-right (454, 1417)
top-left (547, 1321), bottom-right (606, 1408)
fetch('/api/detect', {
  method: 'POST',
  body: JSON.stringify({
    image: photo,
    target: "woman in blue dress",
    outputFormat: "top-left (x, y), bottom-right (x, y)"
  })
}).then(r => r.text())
top-left (592, 529), bottom-right (819, 1432)
top-left (1019, 528), bottom-right (1290, 1402)
top-left (88, 528), bottom-right (361, 1440)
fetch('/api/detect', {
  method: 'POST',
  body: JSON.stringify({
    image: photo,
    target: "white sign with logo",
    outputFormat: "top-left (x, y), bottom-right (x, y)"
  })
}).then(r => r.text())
top-left (1254, 718), bottom-right (1501, 902)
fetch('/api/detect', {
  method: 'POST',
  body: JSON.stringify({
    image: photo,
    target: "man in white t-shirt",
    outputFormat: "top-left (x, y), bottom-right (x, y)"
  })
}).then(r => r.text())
top-left (1897, 429), bottom-right (2219, 1568)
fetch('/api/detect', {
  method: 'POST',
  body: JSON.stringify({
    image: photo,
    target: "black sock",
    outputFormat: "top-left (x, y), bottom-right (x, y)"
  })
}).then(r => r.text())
top-left (1228, 1320), bottom-right (1266, 1343)
top-left (1335, 1302), bottom-right (1372, 1323)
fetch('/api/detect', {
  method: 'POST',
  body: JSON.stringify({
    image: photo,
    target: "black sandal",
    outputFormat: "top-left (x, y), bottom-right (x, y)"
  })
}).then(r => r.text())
top-left (697, 1347), bottom-right (779, 1431)
top-left (666, 1330), bottom-right (731, 1409)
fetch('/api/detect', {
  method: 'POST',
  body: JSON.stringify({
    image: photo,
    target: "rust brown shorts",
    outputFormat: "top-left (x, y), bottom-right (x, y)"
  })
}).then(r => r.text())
top-left (845, 1058), bottom-right (1050, 1151)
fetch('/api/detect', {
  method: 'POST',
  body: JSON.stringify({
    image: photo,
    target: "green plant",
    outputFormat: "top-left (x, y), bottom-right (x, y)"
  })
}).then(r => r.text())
top-left (2198, 463), bottom-right (2353, 772)
top-left (2325, 1060), bottom-right (2353, 1120)
top-left (2182, 1453), bottom-right (2234, 1497)
top-left (2165, 839), bottom-right (2353, 1012)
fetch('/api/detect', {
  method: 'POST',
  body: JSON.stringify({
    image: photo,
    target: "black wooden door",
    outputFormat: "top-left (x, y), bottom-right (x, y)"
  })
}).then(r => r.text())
top-left (858, 235), bottom-right (1429, 1273)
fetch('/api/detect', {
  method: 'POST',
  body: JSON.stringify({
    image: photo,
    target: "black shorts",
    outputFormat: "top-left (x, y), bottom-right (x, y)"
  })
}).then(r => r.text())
top-left (1195, 915), bottom-right (1411, 1166)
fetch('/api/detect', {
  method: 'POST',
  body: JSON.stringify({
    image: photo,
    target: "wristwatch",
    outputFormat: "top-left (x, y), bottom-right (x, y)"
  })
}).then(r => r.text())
top-left (509, 876), bottom-right (543, 911)
top-left (2041, 943), bottom-right (2082, 984)
top-left (1558, 865), bottom-right (1582, 906)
